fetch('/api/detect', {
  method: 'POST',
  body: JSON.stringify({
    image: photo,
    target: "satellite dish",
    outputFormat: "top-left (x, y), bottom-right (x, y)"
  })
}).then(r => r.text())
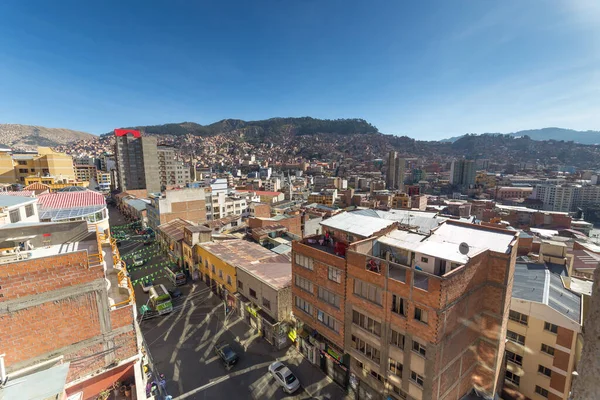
top-left (459, 242), bottom-right (470, 255)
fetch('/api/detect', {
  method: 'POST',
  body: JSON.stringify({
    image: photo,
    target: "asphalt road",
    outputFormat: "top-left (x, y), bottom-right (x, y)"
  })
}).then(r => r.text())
top-left (108, 206), bottom-right (349, 400)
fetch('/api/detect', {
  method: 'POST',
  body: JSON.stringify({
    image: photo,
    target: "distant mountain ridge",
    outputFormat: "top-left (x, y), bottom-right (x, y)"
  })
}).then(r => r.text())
top-left (0, 124), bottom-right (95, 149)
top-left (441, 128), bottom-right (600, 145)
top-left (106, 117), bottom-right (379, 144)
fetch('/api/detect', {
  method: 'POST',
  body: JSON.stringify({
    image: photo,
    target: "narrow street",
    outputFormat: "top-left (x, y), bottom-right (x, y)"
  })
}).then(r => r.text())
top-left (109, 206), bottom-right (350, 400)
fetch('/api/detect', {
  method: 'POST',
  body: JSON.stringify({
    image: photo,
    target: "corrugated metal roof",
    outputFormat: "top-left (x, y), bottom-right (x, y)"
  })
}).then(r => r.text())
top-left (512, 262), bottom-right (581, 323)
top-left (157, 218), bottom-right (194, 241)
top-left (321, 212), bottom-right (395, 238)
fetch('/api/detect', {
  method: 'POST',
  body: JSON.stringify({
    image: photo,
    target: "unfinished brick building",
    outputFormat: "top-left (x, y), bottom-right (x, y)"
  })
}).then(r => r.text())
top-left (0, 221), bottom-right (140, 399)
top-left (291, 211), bottom-right (519, 400)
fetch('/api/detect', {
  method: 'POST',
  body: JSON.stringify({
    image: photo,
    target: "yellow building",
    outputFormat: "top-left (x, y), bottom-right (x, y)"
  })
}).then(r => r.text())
top-left (75, 164), bottom-right (97, 182)
top-left (390, 193), bottom-right (411, 209)
top-left (307, 188), bottom-right (337, 206)
top-left (476, 171), bottom-right (497, 188)
top-left (196, 239), bottom-right (282, 310)
top-left (0, 147), bottom-right (76, 184)
top-left (504, 248), bottom-right (582, 400)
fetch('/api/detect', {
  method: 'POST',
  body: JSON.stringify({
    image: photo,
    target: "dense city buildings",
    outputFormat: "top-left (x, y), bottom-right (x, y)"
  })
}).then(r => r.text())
top-left (157, 146), bottom-right (191, 188)
top-left (114, 129), bottom-right (160, 193)
top-left (0, 147), bottom-right (76, 184)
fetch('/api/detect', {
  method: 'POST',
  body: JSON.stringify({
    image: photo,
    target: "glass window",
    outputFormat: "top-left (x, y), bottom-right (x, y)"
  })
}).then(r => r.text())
top-left (410, 371), bottom-right (424, 387)
top-left (328, 266), bottom-right (342, 283)
top-left (9, 209), bottom-right (20, 223)
top-left (295, 275), bottom-right (313, 293)
top-left (509, 310), bottom-right (528, 325)
top-left (414, 307), bottom-right (428, 324)
top-left (295, 253), bottom-right (314, 270)
top-left (351, 335), bottom-right (380, 364)
top-left (543, 322), bottom-right (558, 334)
top-left (262, 297), bottom-right (271, 310)
top-left (505, 371), bottom-right (520, 386)
top-left (506, 350), bottom-right (523, 365)
top-left (390, 329), bottom-right (405, 350)
top-left (237, 280), bottom-right (243, 290)
top-left (507, 330), bottom-right (525, 345)
top-left (538, 365), bottom-right (551, 377)
top-left (541, 344), bottom-right (555, 356)
top-left (25, 204), bottom-right (34, 217)
top-left (535, 386), bottom-right (549, 398)
top-left (412, 340), bottom-right (426, 357)
top-left (318, 286), bottom-right (340, 308)
top-left (389, 359), bottom-right (403, 377)
top-left (317, 309), bottom-right (340, 332)
top-left (353, 279), bottom-right (382, 305)
top-left (295, 296), bottom-right (312, 315)
top-left (352, 310), bottom-right (381, 336)
top-left (392, 294), bottom-right (406, 316)
top-left (249, 288), bottom-right (257, 298)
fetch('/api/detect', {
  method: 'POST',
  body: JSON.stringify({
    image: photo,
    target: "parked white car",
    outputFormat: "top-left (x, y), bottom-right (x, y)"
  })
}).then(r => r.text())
top-left (268, 361), bottom-right (300, 394)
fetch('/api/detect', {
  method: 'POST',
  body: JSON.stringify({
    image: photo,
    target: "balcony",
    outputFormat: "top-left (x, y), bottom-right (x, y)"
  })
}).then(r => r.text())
top-left (364, 256), bottom-right (408, 283)
top-left (302, 235), bottom-right (347, 258)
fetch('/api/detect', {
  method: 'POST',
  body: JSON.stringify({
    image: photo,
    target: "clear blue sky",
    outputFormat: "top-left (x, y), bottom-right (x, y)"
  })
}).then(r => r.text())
top-left (0, 0), bottom-right (598, 140)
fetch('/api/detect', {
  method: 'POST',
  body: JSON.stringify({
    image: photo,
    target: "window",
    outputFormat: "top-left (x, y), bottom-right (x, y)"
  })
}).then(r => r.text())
top-left (318, 286), bottom-right (340, 308)
top-left (352, 310), bottom-right (381, 336)
top-left (249, 288), bottom-right (257, 298)
top-left (219, 270), bottom-right (223, 279)
top-left (317, 309), bottom-right (340, 332)
top-left (17, 160), bottom-right (26, 165)
top-left (505, 371), bottom-right (520, 386)
top-left (328, 266), bottom-right (342, 283)
top-left (410, 371), bottom-right (424, 387)
top-left (392, 294), bottom-right (406, 316)
top-left (420, 256), bottom-right (429, 263)
top-left (226, 275), bottom-right (232, 285)
top-left (506, 350), bottom-right (523, 365)
top-left (414, 307), bottom-right (428, 324)
top-left (544, 322), bottom-right (558, 334)
top-left (295, 296), bottom-right (312, 315)
top-left (507, 330), bottom-right (525, 345)
top-left (211, 264), bottom-right (215, 273)
top-left (9, 209), bottom-right (20, 223)
top-left (389, 359), bottom-right (403, 377)
top-left (295, 253), bottom-right (314, 270)
top-left (392, 386), bottom-right (407, 400)
top-left (18, 168), bottom-right (28, 173)
top-left (295, 275), bottom-right (313, 293)
top-left (538, 365), bottom-right (551, 377)
top-left (353, 279), bottom-right (382, 305)
top-left (412, 340), bottom-right (426, 357)
top-left (535, 386), bottom-right (549, 398)
top-left (390, 329), bottom-right (405, 350)
top-left (238, 280), bottom-right (243, 290)
top-left (509, 310), bottom-right (528, 326)
top-left (351, 335), bottom-right (381, 363)
top-left (369, 369), bottom-right (385, 383)
top-left (541, 344), bottom-right (555, 356)
top-left (262, 297), bottom-right (271, 310)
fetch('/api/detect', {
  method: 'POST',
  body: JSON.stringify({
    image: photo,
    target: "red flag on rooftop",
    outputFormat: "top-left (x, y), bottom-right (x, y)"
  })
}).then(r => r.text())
top-left (114, 129), bottom-right (141, 138)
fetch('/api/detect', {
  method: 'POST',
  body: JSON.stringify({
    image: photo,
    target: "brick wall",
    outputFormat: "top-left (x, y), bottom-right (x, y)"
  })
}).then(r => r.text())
top-left (110, 305), bottom-right (135, 330)
top-left (0, 291), bottom-right (102, 365)
top-left (0, 251), bottom-right (101, 300)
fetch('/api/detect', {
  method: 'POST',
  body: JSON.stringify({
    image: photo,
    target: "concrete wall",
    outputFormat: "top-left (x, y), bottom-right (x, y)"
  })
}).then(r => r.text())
top-left (236, 267), bottom-right (288, 322)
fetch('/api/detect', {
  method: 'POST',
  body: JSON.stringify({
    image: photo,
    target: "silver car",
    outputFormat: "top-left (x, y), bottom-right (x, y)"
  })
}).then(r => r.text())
top-left (268, 361), bottom-right (301, 394)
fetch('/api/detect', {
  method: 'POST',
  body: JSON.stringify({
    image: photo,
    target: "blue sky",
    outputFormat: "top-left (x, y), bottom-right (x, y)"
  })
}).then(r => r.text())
top-left (0, 0), bottom-right (598, 140)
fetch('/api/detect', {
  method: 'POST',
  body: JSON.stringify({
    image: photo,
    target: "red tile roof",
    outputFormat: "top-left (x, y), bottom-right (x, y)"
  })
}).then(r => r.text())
top-left (38, 190), bottom-right (106, 209)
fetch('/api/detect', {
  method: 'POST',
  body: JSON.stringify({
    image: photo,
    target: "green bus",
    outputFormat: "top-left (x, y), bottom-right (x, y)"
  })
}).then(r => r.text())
top-left (149, 284), bottom-right (173, 315)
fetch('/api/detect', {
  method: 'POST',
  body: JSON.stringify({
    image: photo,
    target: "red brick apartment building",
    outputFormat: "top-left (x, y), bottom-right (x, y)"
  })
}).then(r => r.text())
top-left (292, 212), bottom-right (397, 387)
top-left (291, 211), bottom-right (519, 400)
top-left (0, 221), bottom-right (140, 399)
